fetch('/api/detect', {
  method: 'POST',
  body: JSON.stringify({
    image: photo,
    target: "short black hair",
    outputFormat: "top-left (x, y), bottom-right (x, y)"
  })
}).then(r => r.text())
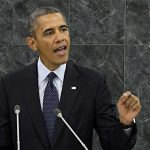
top-left (26, 6), bottom-right (67, 37)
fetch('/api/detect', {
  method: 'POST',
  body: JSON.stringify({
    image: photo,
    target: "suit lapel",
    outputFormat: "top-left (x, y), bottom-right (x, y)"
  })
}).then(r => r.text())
top-left (52, 62), bottom-right (81, 147)
top-left (21, 61), bottom-right (49, 150)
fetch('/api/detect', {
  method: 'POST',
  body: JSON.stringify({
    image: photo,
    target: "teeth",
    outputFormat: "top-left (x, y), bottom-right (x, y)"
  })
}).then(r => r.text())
top-left (57, 46), bottom-right (65, 50)
top-left (54, 46), bottom-right (66, 52)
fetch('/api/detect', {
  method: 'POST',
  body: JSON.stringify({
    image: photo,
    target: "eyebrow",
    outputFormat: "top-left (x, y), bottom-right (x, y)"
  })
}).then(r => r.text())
top-left (60, 25), bottom-right (69, 28)
top-left (43, 24), bottom-right (69, 35)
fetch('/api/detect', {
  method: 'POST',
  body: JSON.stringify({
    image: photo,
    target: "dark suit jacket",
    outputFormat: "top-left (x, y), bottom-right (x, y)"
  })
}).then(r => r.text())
top-left (0, 61), bottom-right (136, 150)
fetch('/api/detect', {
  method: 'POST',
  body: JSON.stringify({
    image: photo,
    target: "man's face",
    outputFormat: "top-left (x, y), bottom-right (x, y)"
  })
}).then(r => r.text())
top-left (27, 13), bottom-right (70, 70)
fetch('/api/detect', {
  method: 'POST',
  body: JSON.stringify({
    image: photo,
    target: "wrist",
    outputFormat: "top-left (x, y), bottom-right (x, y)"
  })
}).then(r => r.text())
top-left (119, 116), bottom-right (133, 125)
top-left (120, 121), bottom-right (135, 129)
top-left (119, 118), bottom-right (136, 129)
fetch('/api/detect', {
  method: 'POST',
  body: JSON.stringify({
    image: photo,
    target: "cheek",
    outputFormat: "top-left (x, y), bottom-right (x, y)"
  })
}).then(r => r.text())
top-left (40, 42), bottom-right (53, 51)
top-left (37, 43), bottom-right (51, 55)
top-left (45, 39), bottom-right (54, 48)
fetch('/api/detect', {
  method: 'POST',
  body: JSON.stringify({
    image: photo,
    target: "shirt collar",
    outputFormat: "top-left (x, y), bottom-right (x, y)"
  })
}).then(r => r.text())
top-left (37, 58), bottom-right (66, 83)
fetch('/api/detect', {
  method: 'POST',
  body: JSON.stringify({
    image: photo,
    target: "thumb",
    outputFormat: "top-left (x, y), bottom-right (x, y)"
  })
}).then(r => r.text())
top-left (118, 91), bottom-right (131, 105)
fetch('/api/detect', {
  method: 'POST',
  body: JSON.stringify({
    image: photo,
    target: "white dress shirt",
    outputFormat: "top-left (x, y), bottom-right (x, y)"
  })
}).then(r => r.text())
top-left (37, 58), bottom-right (66, 110)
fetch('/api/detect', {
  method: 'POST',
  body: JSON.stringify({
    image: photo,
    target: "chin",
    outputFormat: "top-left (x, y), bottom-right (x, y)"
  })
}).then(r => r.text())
top-left (57, 58), bottom-right (68, 65)
top-left (62, 56), bottom-right (69, 63)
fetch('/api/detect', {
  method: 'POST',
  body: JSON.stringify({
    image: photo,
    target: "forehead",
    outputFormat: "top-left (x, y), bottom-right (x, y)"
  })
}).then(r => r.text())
top-left (36, 13), bottom-right (66, 29)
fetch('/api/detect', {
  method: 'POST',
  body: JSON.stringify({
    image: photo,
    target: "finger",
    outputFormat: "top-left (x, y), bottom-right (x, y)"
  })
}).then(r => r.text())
top-left (128, 98), bottom-right (138, 109)
top-left (128, 95), bottom-right (141, 111)
top-left (130, 101), bottom-right (141, 112)
top-left (123, 91), bottom-right (132, 98)
top-left (127, 95), bottom-right (139, 109)
top-left (119, 91), bottom-right (132, 105)
top-left (124, 95), bottom-right (133, 107)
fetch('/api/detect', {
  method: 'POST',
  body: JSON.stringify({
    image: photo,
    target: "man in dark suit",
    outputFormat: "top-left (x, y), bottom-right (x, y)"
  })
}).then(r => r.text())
top-left (0, 6), bottom-right (141, 150)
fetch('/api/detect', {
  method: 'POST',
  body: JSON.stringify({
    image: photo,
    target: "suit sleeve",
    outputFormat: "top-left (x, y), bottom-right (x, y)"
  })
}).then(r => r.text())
top-left (0, 77), bottom-right (14, 150)
top-left (95, 77), bottom-right (137, 150)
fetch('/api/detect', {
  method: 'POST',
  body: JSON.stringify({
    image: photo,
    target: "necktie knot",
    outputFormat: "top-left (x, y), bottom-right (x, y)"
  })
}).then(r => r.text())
top-left (47, 72), bottom-right (56, 83)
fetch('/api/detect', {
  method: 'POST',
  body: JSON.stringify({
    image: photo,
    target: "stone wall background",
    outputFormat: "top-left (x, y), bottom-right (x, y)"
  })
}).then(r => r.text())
top-left (0, 0), bottom-right (150, 149)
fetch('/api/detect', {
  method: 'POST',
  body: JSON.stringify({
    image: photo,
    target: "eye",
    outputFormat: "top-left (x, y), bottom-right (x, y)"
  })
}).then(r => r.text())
top-left (45, 32), bottom-right (53, 36)
top-left (60, 27), bottom-right (68, 32)
top-left (44, 30), bottom-right (54, 36)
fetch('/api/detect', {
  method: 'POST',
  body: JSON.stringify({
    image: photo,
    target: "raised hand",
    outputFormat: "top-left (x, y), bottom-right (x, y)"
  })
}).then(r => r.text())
top-left (117, 91), bottom-right (141, 125)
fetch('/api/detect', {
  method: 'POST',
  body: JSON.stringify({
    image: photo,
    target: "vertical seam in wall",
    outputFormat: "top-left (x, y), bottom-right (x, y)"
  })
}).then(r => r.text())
top-left (124, 0), bottom-right (127, 92)
top-left (12, 0), bottom-right (15, 45)
top-left (69, 0), bottom-right (71, 27)
top-left (68, 0), bottom-right (71, 46)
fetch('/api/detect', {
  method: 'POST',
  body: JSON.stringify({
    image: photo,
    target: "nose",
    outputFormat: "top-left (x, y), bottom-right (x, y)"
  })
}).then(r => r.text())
top-left (54, 31), bottom-right (64, 43)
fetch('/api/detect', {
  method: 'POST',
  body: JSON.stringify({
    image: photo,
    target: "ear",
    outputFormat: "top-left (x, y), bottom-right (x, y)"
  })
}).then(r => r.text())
top-left (26, 37), bottom-right (37, 51)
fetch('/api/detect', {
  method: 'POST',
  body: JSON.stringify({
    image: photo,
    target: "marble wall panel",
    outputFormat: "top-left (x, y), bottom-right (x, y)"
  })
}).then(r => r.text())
top-left (0, 45), bottom-right (14, 76)
top-left (0, 0), bottom-right (13, 44)
top-left (0, 45), bottom-right (37, 77)
top-left (125, 45), bottom-right (150, 100)
top-left (70, 0), bottom-right (125, 44)
top-left (126, 0), bottom-right (150, 44)
top-left (132, 101), bottom-right (150, 150)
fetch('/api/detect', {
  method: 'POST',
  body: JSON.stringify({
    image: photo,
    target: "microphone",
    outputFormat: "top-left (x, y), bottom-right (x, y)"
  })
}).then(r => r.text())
top-left (54, 108), bottom-right (88, 150)
top-left (14, 105), bottom-right (21, 150)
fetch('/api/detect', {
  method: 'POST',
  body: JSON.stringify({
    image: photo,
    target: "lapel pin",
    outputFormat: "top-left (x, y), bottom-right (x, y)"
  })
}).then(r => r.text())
top-left (71, 86), bottom-right (77, 90)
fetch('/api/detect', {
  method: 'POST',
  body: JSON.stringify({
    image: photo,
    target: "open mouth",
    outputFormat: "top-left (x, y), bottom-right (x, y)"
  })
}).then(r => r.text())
top-left (54, 45), bottom-right (67, 55)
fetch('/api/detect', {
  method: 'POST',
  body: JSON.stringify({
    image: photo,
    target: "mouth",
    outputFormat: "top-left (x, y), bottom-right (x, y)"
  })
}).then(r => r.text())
top-left (54, 45), bottom-right (67, 56)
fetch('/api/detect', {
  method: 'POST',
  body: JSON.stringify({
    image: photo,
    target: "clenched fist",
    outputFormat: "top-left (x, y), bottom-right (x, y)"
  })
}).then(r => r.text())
top-left (117, 91), bottom-right (141, 125)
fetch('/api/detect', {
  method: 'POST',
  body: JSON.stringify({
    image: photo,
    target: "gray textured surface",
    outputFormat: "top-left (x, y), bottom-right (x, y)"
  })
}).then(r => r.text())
top-left (70, 0), bottom-right (125, 44)
top-left (0, 0), bottom-right (150, 149)
top-left (0, 0), bottom-right (13, 44)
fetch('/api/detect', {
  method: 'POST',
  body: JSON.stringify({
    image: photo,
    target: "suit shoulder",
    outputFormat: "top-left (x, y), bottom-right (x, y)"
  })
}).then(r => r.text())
top-left (1, 61), bottom-right (37, 82)
top-left (73, 63), bottom-right (104, 80)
